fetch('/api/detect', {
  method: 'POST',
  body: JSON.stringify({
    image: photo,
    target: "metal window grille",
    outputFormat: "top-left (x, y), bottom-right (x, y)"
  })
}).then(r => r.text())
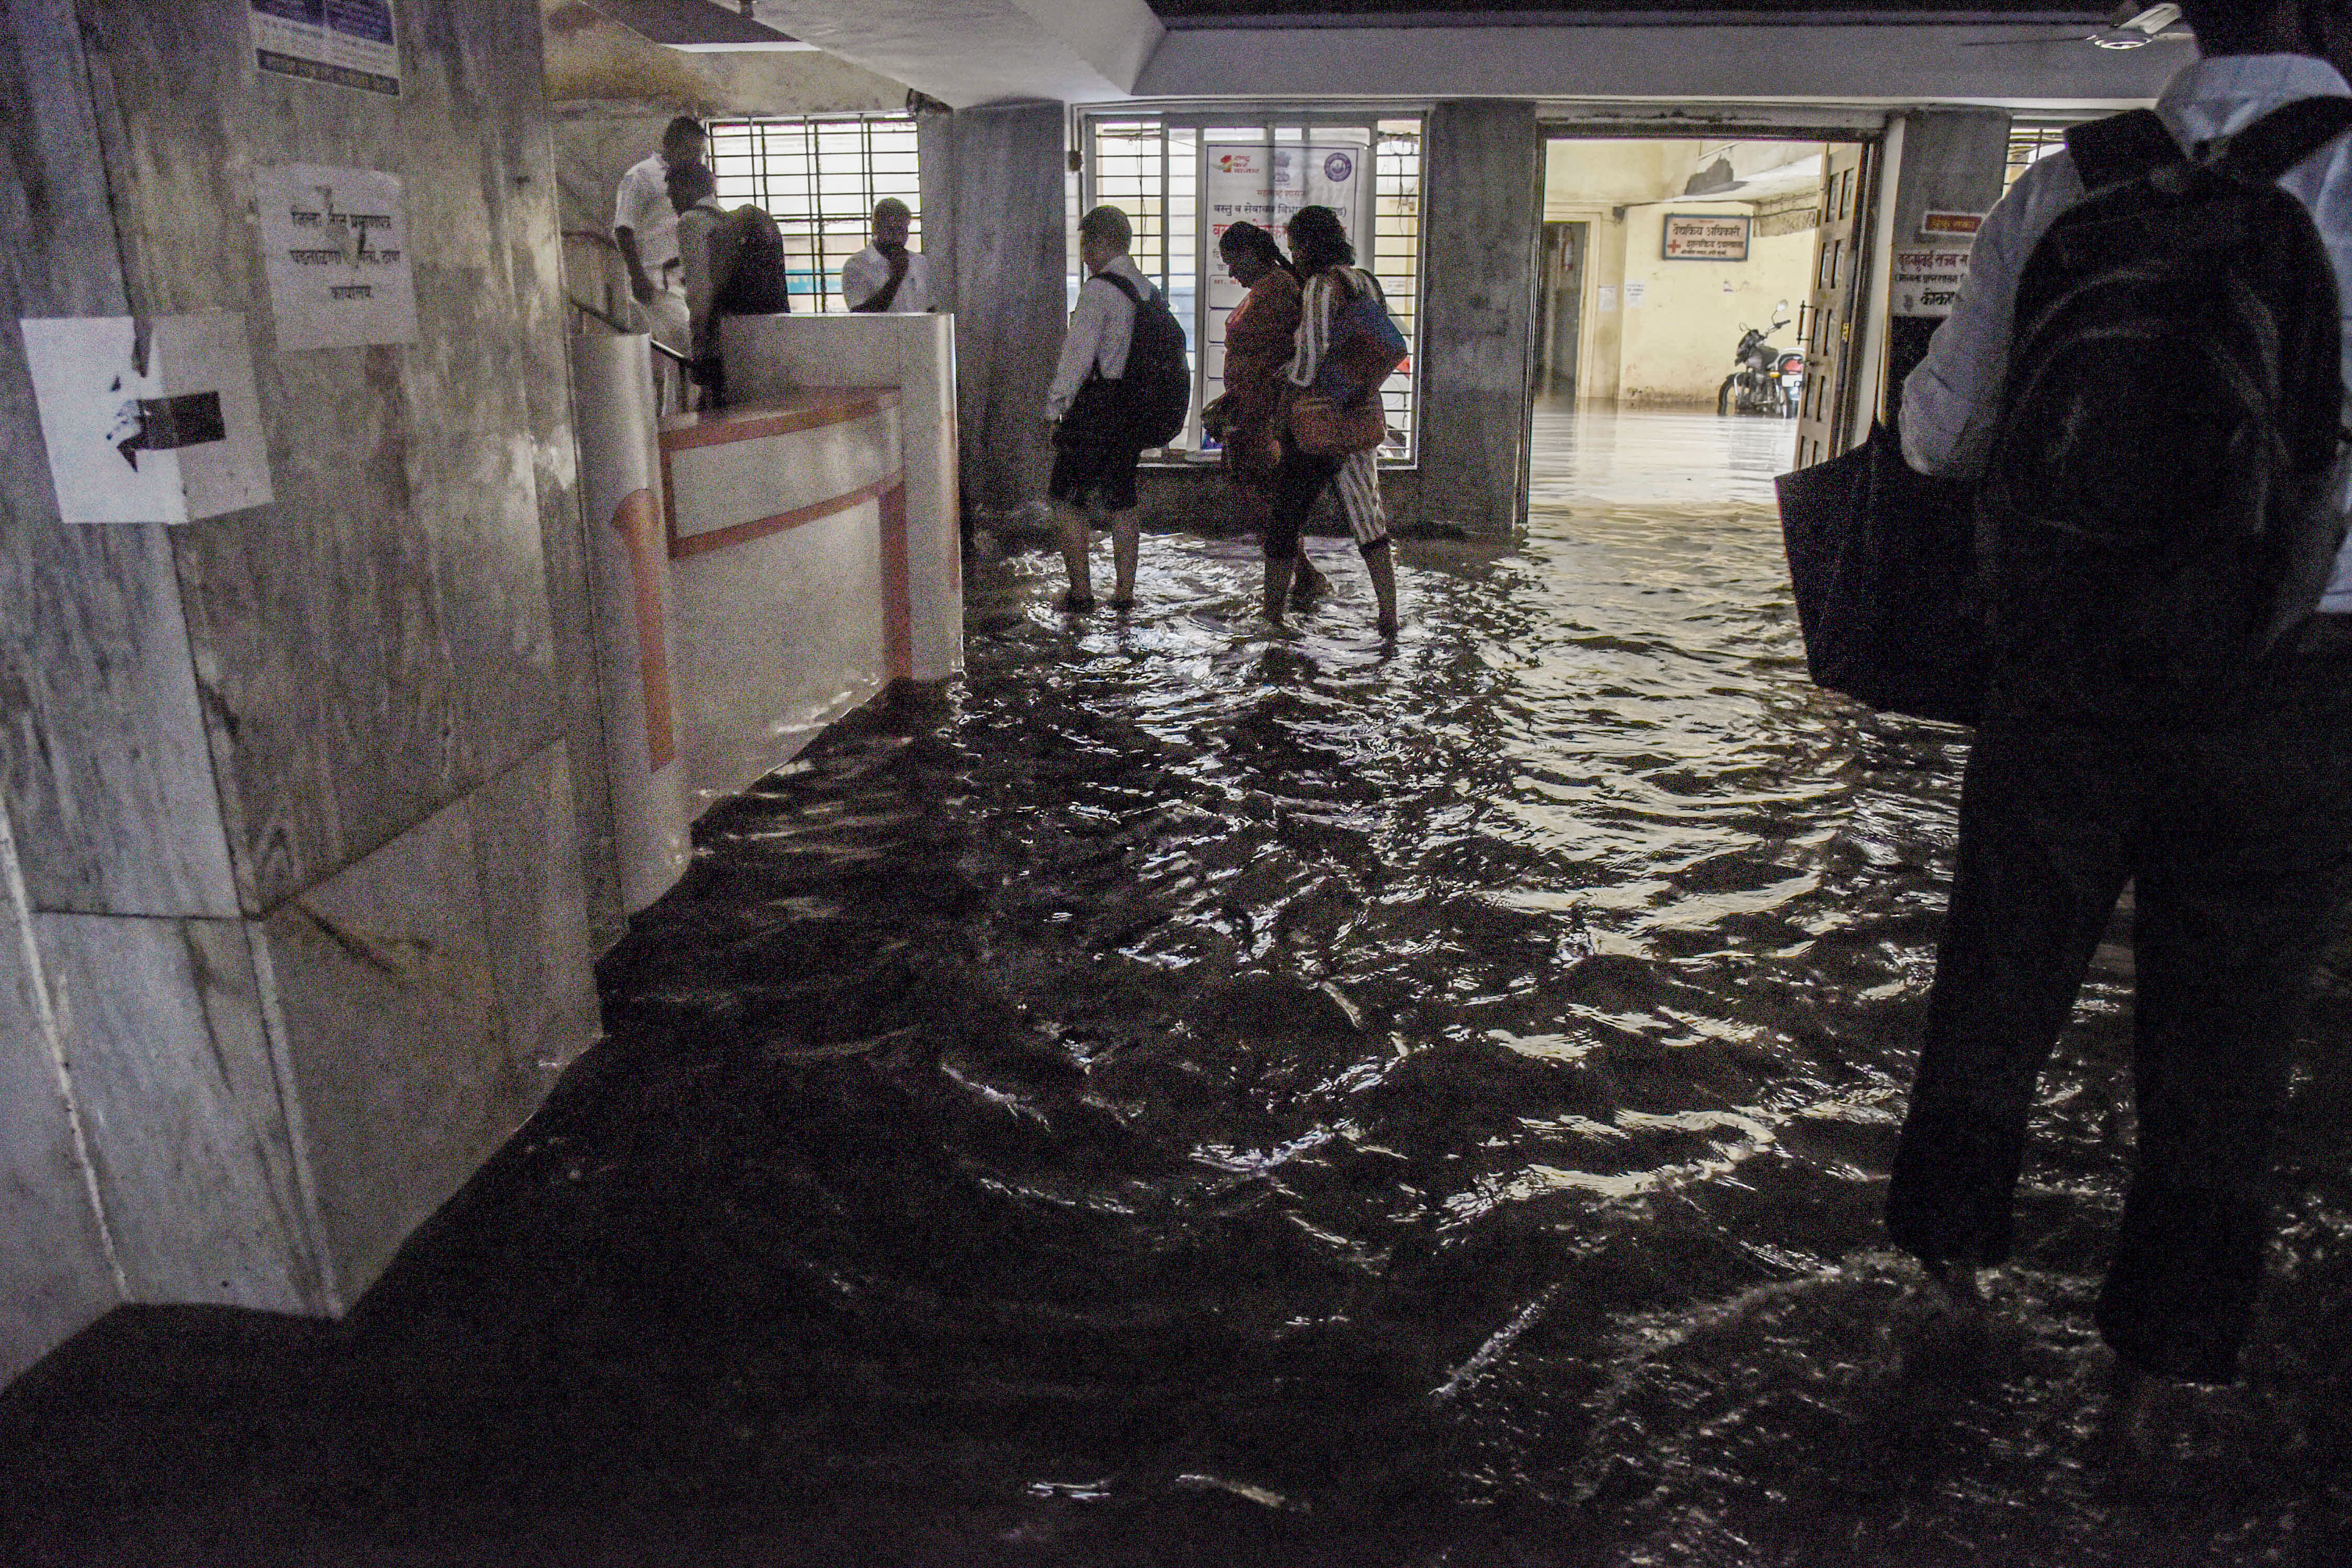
top-left (704, 114), bottom-right (922, 314)
top-left (1081, 112), bottom-right (1425, 464)
top-left (2005, 119), bottom-right (2075, 190)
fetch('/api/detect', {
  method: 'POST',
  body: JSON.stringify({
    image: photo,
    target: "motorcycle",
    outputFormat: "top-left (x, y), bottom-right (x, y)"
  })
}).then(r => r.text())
top-left (1718, 303), bottom-right (1805, 417)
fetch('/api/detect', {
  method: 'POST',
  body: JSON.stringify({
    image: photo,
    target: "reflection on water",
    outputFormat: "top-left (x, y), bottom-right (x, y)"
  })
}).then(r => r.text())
top-left (549, 408), bottom-right (2351, 1560)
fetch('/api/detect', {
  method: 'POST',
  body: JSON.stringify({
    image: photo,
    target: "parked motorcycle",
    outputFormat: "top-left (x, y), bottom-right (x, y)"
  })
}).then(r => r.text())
top-left (1718, 303), bottom-right (1805, 417)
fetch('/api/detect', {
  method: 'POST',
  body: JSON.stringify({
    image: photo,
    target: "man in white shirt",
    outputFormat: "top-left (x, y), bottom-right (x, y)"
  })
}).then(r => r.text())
top-left (841, 198), bottom-right (934, 314)
top-left (1046, 204), bottom-right (1157, 612)
top-left (612, 117), bottom-right (705, 406)
top-left (1887, 0), bottom-right (2352, 1405)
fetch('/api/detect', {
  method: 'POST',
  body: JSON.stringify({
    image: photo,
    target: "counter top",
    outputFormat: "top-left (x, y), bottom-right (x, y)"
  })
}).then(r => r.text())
top-left (657, 387), bottom-right (899, 452)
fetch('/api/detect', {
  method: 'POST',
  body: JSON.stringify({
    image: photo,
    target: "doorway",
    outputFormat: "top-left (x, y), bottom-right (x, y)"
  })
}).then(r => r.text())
top-left (1537, 221), bottom-right (1587, 396)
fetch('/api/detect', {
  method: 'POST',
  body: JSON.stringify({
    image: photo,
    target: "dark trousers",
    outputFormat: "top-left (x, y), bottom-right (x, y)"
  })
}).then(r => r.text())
top-left (1886, 618), bottom-right (2352, 1380)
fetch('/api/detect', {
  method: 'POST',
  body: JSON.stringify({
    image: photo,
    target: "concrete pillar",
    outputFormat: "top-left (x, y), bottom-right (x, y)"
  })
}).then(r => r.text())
top-left (1417, 100), bottom-right (1543, 539)
top-left (923, 99), bottom-right (1066, 534)
top-left (1, 0), bottom-right (607, 1383)
top-left (1881, 109), bottom-right (2011, 425)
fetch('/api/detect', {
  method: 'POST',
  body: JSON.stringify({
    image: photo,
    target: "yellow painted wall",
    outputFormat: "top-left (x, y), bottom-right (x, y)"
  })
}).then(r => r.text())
top-left (1615, 203), bottom-right (1816, 405)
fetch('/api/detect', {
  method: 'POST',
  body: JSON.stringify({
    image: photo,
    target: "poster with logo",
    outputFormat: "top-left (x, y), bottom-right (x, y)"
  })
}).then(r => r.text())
top-left (251, 0), bottom-right (400, 97)
top-left (1201, 142), bottom-right (1370, 419)
top-left (254, 165), bottom-right (418, 351)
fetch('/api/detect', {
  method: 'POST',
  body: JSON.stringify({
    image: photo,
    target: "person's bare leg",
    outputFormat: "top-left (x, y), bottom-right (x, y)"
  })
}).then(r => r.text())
top-left (1108, 508), bottom-right (1140, 607)
top-left (1292, 541), bottom-right (1329, 601)
top-left (1264, 555), bottom-right (1296, 623)
top-left (1057, 502), bottom-right (1095, 606)
top-left (1364, 539), bottom-right (1398, 636)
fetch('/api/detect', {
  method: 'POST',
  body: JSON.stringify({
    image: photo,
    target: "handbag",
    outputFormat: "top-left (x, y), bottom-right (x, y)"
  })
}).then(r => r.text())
top-left (1775, 420), bottom-right (1985, 726)
top-left (1287, 390), bottom-right (1386, 457)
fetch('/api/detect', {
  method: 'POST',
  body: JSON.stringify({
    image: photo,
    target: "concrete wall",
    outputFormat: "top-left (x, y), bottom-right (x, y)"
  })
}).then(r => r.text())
top-left (1419, 100), bottom-right (1542, 539)
top-left (2, 0), bottom-right (604, 1384)
top-left (1881, 109), bottom-right (2012, 425)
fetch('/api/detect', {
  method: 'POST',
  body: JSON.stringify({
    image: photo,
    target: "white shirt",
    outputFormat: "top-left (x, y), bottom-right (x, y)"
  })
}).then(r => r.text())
top-left (1902, 54), bottom-right (2352, 609)
top-left (613, 153), bottom-right (681, 278)
top-left (840, 244), bottom-right (935, 313)
top-left (1047, 253), bottom-right (1154, 420)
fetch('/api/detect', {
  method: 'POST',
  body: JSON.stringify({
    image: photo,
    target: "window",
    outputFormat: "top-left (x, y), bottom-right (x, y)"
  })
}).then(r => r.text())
top-left (705, 114), bottom-right (922, 314)
top-left (2005, 119), bottom-right (2076, 191)
top-left (1078, 112), bottom-right (1426, 463)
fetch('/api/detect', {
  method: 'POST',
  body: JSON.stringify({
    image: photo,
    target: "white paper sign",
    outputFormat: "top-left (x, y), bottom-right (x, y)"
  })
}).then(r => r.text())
top-left (1892, 244), bottom-right (1974, 318)
top-left (20, 313), bottom-right (273, 525)
top-left (256, 164), bottom-right (418, 352)
top-left (251, 0), bottom-right (400, 96)
top-left (1623, 280), bottom-right (1648, 309)
top-left (1202, 142), bottom-right (1370, 409)
top-left (1597, 285), bottom-right (1618, 313)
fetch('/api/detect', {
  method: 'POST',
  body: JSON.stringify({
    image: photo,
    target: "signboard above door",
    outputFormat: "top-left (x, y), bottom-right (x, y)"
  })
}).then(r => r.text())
top-left (1663, 214), bottom-right (1751, 263)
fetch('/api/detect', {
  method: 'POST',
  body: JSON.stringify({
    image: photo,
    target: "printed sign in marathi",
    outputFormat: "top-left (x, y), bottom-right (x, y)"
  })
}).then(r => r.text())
top-left (1920, 210), bottom-right (1985, 240)
top-left (1892, 245), bottom-right (1975, 318)
top-left (251, 0), bottom-right (399, 97)
top-left (1663, 214), bottom-right (1751, 262)
top-left (255, 165), bottom-right (418, 351)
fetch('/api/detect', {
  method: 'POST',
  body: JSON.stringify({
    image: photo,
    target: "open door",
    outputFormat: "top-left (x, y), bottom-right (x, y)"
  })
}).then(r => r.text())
top-left (1536, 222), bottom-right (1586, 396)
top-left (1793, 140), bottom-right (1879, 468)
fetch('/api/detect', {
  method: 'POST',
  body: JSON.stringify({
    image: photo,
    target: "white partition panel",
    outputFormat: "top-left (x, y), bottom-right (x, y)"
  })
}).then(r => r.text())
top-left (569, 334), bottom-right (691, 914)
top-left (724, 313), bottom-right (964, 682)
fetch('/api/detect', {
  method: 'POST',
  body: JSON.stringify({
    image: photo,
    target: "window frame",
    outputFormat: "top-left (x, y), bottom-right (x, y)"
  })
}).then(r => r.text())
top-left (1078, 106), bottom-right (1429, 469)
top-left (703, 111), bottom-right (923, 315)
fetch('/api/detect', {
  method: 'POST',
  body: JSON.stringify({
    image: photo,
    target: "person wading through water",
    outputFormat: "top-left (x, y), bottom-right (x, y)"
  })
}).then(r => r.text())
top-left (1203, 221), bottom-right (1333, 606)
top-left (1271, 205), bottom-right (1401, 637)
top-left (1883, 0), bottom-right (2352, 1445)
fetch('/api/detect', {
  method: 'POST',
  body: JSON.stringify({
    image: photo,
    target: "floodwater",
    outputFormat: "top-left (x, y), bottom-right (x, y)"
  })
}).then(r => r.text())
top-left (8, 408), bottom-right (2350, 1566)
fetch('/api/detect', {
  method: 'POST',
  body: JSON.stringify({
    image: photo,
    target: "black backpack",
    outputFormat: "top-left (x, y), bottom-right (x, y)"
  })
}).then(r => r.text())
top-left (1093, 271), bottom-right (1192, 448)
top-left (1977, 98), bottom-right (2352, 724)
top-left (713, 205), bottom-right (791, 316)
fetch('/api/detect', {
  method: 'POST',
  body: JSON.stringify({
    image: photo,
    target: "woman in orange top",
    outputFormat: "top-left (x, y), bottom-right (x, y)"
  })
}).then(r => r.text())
top-left (1208, 222), bottom-right (1329, 605)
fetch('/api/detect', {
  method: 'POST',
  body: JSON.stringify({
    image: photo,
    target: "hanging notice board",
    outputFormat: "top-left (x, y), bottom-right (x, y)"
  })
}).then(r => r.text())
top-left (1663, 213), bottom-right (1751, 262)
top-left (251, 0), bottom-right (400, 97)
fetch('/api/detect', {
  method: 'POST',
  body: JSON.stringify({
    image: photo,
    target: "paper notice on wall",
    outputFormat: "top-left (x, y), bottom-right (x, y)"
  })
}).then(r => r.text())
top-left (251, 0), bottom-right (399, 96)
top-left (1204, 142), bottom-right (1369, 319)
top-left (1623, 280), bottom-right (1648, 309)
top-left (1892, 244), bottom-right (1974, 318)
top-left (256, 165), bottom-right (418, 351)
top-left (20, 313), bottom-right (273, 525)
top-left (1597, 285), bottom-right (1618, 313)
top-left (1201, 141), bottom-right (1371, 409)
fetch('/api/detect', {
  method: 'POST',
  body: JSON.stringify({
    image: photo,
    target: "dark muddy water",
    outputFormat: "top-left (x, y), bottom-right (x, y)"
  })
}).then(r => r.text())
top-left (577, 406), bottom-right (2352, 1564)
top-left (16, 410), bottom-right (2345, 1567)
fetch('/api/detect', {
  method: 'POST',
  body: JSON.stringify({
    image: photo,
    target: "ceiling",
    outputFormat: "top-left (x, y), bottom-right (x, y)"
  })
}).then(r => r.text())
top-left (1149, 1), bottom-right (2113, 22)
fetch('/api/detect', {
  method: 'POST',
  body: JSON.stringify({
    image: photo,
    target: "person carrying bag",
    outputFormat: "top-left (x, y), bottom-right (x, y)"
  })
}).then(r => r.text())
top-left (1266, 205), bottom-right (1408, 634)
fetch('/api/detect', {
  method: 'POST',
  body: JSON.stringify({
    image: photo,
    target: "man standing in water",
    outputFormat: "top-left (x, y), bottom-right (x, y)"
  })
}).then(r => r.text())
top-left (1886, 0), bottom-right (2352, 1428)
top-left (1046, 205), bottom-right (1157, 612)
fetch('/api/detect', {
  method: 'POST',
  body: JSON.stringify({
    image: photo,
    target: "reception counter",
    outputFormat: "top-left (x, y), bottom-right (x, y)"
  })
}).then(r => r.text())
top-left (571, 321), bottom-right (960, 916)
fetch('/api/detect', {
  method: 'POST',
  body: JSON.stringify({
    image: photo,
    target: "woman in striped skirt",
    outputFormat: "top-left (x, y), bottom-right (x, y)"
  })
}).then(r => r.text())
top-left (1270, 204), bottom-right (1398, 637)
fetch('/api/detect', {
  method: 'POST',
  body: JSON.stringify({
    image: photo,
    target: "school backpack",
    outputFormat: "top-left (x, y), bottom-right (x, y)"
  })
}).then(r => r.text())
top-left (713, 205), bottom-right (792, 316)
top-left (1093, 271), bottom-right (1192, 448)
top-left (1314, 267), bottom-right (1410, 407)
top-left (1976, 97), bottom-right (2352, 724)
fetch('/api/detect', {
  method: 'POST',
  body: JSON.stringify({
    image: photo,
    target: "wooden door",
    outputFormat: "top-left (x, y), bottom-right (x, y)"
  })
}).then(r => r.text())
top-left (1793, 140), bottom-right (1877, 468)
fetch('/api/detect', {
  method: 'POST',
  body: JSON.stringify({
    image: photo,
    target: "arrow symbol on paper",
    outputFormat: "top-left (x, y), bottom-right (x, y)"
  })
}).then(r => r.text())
top-left (111, 392), bottom-right (228, 470)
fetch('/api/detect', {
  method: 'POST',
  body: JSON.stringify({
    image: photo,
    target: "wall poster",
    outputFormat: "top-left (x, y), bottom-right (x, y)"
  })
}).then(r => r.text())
top-left (1891, 244), bottom-right (1974, 318)
top-left (1663, 213), bottom-right (1752, 262)
top-left (250, 0), bottom-right (400, 97)
top-left (1201, 140), bottom-right (1371, 415)
top-left (254, 165), bottom-right (419, 352)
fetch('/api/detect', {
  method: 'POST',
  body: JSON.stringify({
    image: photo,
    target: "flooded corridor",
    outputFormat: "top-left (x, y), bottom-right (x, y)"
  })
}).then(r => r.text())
top-left (8, 410), bottom-right (2351, 1566)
